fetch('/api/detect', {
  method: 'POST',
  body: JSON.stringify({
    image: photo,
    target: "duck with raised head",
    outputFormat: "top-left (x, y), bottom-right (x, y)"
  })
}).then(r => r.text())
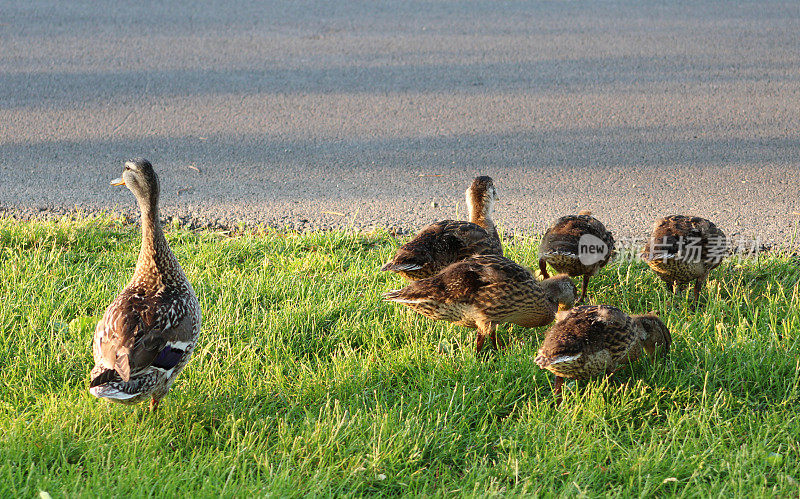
top-left (641, 215), bottom-right (727, 304)
top-left (380, 176), bottom-right (503, 280)
top-left (384, 254), bottom-right (577, 354)
top-left (534, 305), bottom-right (671, 404)
top-left (539, 210), bottom-right (614, 304)
top-left (89, 159), bottom-right (202, 411)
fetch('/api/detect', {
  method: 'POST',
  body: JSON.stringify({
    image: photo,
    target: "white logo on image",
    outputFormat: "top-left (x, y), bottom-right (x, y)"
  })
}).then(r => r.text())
top-left (578, 234), bottom-right (609, 265)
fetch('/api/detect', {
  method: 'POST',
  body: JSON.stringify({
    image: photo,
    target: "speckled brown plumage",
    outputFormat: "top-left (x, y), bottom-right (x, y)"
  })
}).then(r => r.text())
top-left (381, 176), bottom-right (502, 280)
top-left (539, 210), bottom-right (614, 303)
top-left (384, 255), bottom-right (577, 353)
top-left (641, 215), bottom-right (727, 304)
top-left (90, 159), bottom-right (202, 411)
top-left (534, 305), bottom-right (671, 403)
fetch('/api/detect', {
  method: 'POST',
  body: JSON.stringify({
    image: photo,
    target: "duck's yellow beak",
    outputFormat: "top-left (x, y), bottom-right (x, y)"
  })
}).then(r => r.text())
top-left (111, 178), bottom-right (125, 186)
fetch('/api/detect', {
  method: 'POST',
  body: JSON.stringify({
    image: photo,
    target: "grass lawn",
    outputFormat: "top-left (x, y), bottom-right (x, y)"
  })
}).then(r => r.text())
top-left (0, 215), bottom-right (799, 497)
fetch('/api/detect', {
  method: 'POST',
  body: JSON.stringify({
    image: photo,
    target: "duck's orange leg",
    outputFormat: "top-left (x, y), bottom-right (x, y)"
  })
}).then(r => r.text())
top-left (554, 376), bottom-right (565, 406)
top-left (539, 258), bottom-right (550, 279)
top-left (579, 274), bottom-right (590, 304)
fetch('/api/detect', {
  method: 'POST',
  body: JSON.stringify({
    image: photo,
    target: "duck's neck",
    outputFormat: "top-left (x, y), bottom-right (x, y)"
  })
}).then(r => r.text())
top-left (468, 200), bottom-right (496, 233)
top-left (133, 197), bottom-right (181, 288)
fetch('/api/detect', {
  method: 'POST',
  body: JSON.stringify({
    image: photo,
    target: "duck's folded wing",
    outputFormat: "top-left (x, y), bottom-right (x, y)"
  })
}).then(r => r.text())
top-left (92, 293), bottom-right (194, 385)
top-left (382, 220), bottom-right (497, 276)
top-left (92, 297), bottom-right (144, 383)
top-left (381, 222), bottom-right (447, 272)
top-left (443, 221), bottom-right (497, 257)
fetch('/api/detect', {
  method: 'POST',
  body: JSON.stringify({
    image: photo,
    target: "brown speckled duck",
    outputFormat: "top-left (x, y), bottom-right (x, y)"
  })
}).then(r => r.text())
top-left (89, 159), bottom-right (202, 411)
top-left (641, 215), bottom-right (727, 304)
top-left (384, 254), bottom-right (577, 353)
top-left (539, 210), bottom-right (614, 303)
top-left (380, 176), bottom-right (502, 280)
top-left (535, 305), bottom-right (671, 403)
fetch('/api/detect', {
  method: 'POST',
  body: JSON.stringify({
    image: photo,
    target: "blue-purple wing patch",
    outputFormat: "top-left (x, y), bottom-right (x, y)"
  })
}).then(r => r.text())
top-left (152, 346), bottom-right (185, 370)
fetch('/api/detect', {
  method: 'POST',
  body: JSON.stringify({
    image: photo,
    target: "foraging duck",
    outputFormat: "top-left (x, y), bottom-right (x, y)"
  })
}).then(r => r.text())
top-left (534, 305), bottom-right (671, 403)
top-left (384, 254), bottom-right (577, 353)
top-left (641, 215), bottom-right (727, 304)
top-left (380, 176), bottom-right (502, 280)
top-left (539, 210), bottom-right (614, 303)
top-left (89, 159), bottom-right (201, 411)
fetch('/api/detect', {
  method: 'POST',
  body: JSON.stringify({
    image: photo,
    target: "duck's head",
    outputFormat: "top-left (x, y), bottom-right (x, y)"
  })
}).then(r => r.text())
top-left (465, 176), bottom-right (499, 216)
top-left (540, 274), bottom-right (578, 312)
top-left (111, 159), bottom-right (159, 206)
top-left (633, 312), bottom-right (672, 357)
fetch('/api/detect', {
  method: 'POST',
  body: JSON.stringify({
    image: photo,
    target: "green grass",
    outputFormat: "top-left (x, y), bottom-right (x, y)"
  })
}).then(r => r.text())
top-left (1, 215), bottom-right (799, 497)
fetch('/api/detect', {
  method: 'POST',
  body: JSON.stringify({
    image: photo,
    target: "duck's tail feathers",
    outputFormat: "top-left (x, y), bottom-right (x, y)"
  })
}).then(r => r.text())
top-left (381, 261), bottom-right (423, 272)
top-left (535, 353), bottom-right (581, 369)
top-left (89, 384), bottom-right (139, 401)
top-left (533, 354), bottom-right (550, 368)
top-left (383, 289), bottom-right (424, 304)
top-left (89, 368), bottom-right (119, 388)
top-left (88, 368), bottom-right (140, 401)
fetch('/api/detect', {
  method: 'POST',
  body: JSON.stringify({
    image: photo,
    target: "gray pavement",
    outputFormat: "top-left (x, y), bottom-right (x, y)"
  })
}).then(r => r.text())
top-left (2, 1), bottom-right (799, 245)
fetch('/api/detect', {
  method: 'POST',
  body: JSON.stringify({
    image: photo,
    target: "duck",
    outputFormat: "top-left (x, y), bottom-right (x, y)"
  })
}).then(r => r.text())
top-left (641, 215), bottom-right (727, 304)
top-left (539, 210), bottom-right (614, 304)
top-left (89, 159), bottom-right (202, 411)
top-left (384, 254), bottom-right (577, 353)
top-left (380, 176), bottom-right (503, 280)
top-left (534, 305), bottom-right (671, 404)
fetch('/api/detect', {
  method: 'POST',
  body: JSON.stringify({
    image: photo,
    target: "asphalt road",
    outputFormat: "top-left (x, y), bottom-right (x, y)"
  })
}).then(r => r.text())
top-left (2, 1), bottom-right (799, 246)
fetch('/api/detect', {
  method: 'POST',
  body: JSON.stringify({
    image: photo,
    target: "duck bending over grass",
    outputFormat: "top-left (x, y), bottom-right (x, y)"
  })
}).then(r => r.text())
top-left (384, 255), bottom-right (577, 354)
top-left (89, 159), bottom-right (202, 411)
top-left (641, 215), bottom-right (727, 305)
top-left (380, 176), bottom-right (503, 280)
top-left (539, 210), bottom-right (614, 304)
top-left (535, 305), bottom-right (671, 405)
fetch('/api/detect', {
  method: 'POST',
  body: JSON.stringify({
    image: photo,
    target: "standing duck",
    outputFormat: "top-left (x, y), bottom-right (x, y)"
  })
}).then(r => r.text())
top-left (89, 159), bottom-right (202, 411)
top-left (539, 210), bottom-right (614, 303)
top-left (384, 255), bottom-right (577, 353)
top-left (534, 305), bottom-right (671, 404)
top-left (641, 215), bottom-right (727, 304)
top-left (380, 176), bottom-right (502, 280)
